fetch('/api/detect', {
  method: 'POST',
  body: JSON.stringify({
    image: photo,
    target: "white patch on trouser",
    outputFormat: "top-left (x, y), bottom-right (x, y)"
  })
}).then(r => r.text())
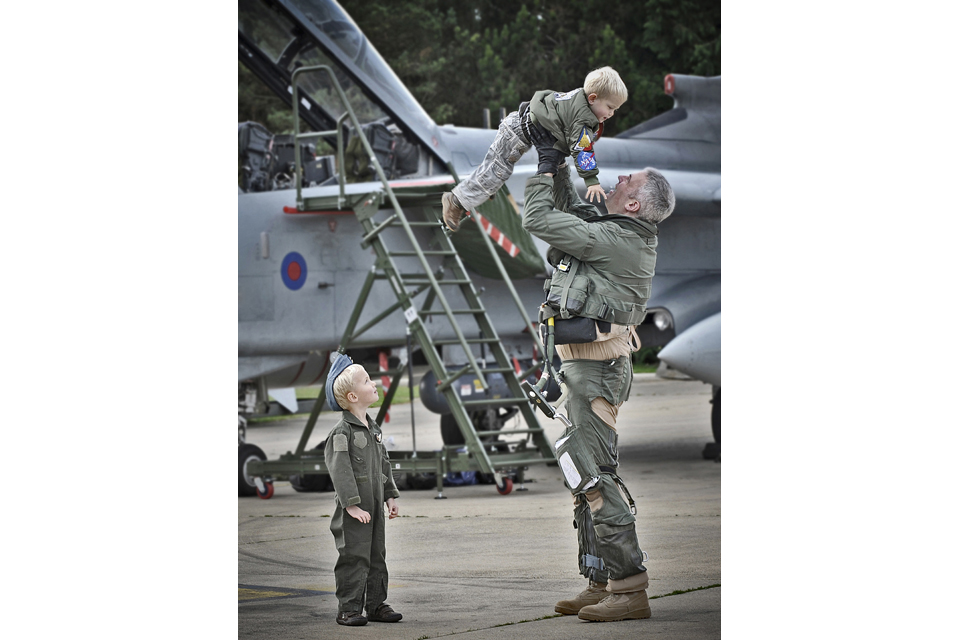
top-left (558, 451), bottom-right (582, 488)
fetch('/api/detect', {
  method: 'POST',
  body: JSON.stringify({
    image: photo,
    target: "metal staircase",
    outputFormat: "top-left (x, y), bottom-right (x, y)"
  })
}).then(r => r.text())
top-left (246, 65), bottom-right (555, 497)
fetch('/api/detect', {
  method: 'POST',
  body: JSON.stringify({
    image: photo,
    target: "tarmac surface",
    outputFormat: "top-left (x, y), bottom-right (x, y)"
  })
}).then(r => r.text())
top-left (239, 373), bottom-right (720, 639)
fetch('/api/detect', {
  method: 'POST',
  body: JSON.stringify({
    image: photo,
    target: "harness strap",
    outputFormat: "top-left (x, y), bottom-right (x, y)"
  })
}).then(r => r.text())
top-left (598, 465), bottom-right (637, 516)
top-left (558, 256), bottom-right (581, 320)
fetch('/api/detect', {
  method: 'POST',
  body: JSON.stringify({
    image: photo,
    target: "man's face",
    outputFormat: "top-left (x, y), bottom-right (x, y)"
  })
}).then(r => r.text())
top-left (587, 93), bottom-right (621, 123)
top-left (605, 171), bottom-right (646, 215)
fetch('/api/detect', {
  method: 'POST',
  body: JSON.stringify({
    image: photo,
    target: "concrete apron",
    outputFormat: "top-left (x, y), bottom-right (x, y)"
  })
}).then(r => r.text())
top-left (239, 374), bottom-right (720, 639)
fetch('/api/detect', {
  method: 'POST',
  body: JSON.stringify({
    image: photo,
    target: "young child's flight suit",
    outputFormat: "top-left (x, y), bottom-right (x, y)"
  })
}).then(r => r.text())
top-left (324, 412), bottom-right (400, 615)
top-left (521, 165), bottom-right (657, 594)
top-left (452, 87), bottom-right (603, 213)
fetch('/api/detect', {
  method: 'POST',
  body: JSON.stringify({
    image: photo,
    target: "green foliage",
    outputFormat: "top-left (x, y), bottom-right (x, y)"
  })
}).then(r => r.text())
top-left (236, 1), bottom-right (720, 135)
top-left (632, 345), bottom-right (662, 373)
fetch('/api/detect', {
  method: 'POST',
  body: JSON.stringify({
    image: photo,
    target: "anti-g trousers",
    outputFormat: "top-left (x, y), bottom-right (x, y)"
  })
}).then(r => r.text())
top-left (556, 355), bottom-right (647, 583)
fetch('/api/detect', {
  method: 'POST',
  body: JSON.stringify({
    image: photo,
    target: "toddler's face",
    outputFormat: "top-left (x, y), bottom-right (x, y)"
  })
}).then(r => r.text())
top-left (588, 94), bottom-right (622, 123)
top-left (350, 368), bottom-right (379, 405)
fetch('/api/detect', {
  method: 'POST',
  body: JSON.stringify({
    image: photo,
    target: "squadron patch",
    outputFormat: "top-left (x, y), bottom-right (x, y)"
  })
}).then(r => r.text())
top-left (576, 150), bottom-right (597, 171)
top-left (354, 432), bottom-right (368, 449)
top-left (333, 433), bottom-right (349, 452)
top-left (574, 127), bottom-right (592, 152)
top-left (374, 431), bottom-right (382, 444)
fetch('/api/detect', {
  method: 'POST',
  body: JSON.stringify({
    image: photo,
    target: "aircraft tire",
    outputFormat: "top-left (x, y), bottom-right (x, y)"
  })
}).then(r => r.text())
top-left (239, 443), bottom-right (267, 497)
top-left (290, 474), bottom-right (332, 492)
top-left (711, 388), bottom-right (720, 445)
top-left (290, 442), bottom-right (332, 492)
top-left (440, 414), bottom-right (465, 445)
top-left (702, 388), bottom-right (720, 461)
top-left (440, 410), bottom-right (508, 446)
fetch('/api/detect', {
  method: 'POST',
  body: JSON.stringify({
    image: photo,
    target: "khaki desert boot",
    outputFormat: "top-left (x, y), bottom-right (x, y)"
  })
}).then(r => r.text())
top-left (442, 192), bottom-right (467, 231)
top-left (577, 590), bottom-right (652, 622)
top-left (554, 581), bottom-right (609, 615)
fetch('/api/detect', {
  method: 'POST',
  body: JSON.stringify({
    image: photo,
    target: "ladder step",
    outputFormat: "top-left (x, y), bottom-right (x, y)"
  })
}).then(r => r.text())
top-left (421, 309), bottom-right (484, 316)
top-left (461, 397), bottom-right (531, 407)
top-left (475, 428), bottom-right (543, 436)
top-left (433, 338), bottom-right (501, 345)
top-left (467, 366), bottom-right (518, 374)
top-left (402, 279), bottom-right (471, 285)
top-left (393, 220), bottom-right (442, 227)
top-left (389, 250), bottom-right (457, 257)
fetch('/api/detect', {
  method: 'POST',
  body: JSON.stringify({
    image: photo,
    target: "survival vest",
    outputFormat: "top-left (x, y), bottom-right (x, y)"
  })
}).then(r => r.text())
top-left (541, 215), bottom-right (658, 326)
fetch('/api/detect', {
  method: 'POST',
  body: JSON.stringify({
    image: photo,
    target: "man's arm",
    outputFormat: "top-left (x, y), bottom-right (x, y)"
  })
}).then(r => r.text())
top-left (552, 163), bottom-right (601, 221)
top-left (522, 174), bottom-right (596, 260)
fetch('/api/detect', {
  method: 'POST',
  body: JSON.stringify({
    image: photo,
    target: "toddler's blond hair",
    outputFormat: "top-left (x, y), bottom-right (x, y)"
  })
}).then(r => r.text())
top-left (584, 66), bottom-right (628, 105)
top-left (333, 364), bottom-right (364, 409)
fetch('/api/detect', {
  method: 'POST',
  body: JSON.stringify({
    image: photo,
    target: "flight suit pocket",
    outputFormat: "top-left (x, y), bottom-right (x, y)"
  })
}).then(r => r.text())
top-left (555, 429), bottom-right (601, 493)
top-left (546, 274), bottom-right (591, 316)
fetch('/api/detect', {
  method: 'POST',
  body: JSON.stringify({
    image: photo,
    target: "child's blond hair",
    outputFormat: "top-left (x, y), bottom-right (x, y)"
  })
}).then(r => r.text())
top-left (333, 363), bottom-right (364, 409)
top-left (584, 66), bottom-right (628, 105)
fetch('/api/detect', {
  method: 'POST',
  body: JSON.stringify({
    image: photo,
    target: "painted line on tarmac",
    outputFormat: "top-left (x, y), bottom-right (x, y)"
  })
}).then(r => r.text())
top-left (239, 584), bottom-right (335, 603)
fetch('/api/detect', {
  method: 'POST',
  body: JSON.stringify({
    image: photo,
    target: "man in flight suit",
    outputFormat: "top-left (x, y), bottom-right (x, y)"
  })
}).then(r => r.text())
top-left (522, 133), bottom-right (675, 622)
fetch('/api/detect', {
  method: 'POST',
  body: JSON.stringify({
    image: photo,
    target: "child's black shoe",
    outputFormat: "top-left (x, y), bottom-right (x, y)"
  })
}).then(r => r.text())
top-left (367, 603), bottom-right (403, 622)
top-left (336, 611), bottom-right (367, 626)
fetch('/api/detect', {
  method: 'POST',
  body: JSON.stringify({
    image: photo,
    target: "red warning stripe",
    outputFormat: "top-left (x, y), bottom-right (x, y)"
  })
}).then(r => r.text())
top-left (473, 213), bottom-right (520, 258)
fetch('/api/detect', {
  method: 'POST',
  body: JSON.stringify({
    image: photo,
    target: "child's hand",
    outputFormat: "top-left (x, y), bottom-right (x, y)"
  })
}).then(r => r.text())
top-left (386, 497), bottom-right (399, 519)
top-left (586, 184), bottom-right (606, 203)
top-left (346, 505), bottom-right (371, 523)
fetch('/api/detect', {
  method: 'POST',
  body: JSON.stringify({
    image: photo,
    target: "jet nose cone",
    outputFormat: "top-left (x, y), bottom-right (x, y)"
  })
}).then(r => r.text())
top-left (658, 313), bottom-right (721, 387)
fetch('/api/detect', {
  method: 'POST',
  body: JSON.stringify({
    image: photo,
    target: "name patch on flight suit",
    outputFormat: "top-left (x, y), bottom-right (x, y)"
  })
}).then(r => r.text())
top-left (354, 432), bottom-right (368, 449)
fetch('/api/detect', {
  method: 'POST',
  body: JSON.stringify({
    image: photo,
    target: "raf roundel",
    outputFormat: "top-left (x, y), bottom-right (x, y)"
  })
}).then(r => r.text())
top-left (281, 252), bottom-right (308, 290)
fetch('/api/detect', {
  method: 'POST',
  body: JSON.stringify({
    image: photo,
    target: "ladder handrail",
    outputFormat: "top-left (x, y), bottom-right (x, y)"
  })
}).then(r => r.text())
top-left (291, 64), bottom-right (488, 390)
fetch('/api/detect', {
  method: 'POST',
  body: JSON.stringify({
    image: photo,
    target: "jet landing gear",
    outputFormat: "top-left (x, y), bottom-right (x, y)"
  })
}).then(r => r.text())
top-left (702, 387), bottom-right (720, 462)
top-left (239, 443), bottom-right (274, 497)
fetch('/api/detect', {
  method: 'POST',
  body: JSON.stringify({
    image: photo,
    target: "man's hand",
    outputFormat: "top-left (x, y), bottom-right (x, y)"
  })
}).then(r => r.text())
top-left (386, 497), bottom-right (399, 519)
top-left (585, 184), bottom-right (606, 203)
top-left (346, 504), bottom-right (371, 523)
top-left (527, 122), bottom-right (564, 175)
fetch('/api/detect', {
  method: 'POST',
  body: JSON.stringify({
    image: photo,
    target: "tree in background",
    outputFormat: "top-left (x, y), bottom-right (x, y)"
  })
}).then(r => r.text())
top-left (238, 0), bottom-right (720, 135)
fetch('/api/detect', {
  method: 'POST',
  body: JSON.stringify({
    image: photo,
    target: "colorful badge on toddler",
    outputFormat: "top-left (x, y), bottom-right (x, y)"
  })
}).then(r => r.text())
top-left (325, 352), bottom-right (355, 411)
top-left (576, 150), bottom-right (597, 171)
top-left (574, 127), bottom-right (592, 152)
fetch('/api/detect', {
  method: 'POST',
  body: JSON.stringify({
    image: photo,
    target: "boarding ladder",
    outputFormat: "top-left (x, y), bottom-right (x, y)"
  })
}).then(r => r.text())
top-left (247, 65), bottom-right (555, 497)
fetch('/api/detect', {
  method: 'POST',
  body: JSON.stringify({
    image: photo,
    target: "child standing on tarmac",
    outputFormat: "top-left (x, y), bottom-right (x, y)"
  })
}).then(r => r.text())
top-left (323, 353), bottom-right (402, 627)
top-left (442, 66), bottom-right (628, 231)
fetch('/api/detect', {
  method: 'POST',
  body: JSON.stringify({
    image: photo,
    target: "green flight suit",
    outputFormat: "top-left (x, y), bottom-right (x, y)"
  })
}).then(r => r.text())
top-left (324, 412), bottom-right (400, 614)
top-left (522, 167), bottom-right (656, 584)
top-left (528, 88), bottom-right (603, 189)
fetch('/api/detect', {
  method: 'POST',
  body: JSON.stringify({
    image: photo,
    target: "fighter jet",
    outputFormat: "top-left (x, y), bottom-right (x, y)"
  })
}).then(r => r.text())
top-left (238, 0), bottom-right (720, 493)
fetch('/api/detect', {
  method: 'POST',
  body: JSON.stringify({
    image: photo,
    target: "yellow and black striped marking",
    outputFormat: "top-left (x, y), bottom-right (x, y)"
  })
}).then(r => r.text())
top-left (238, 584), bottom-right (334, 603)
